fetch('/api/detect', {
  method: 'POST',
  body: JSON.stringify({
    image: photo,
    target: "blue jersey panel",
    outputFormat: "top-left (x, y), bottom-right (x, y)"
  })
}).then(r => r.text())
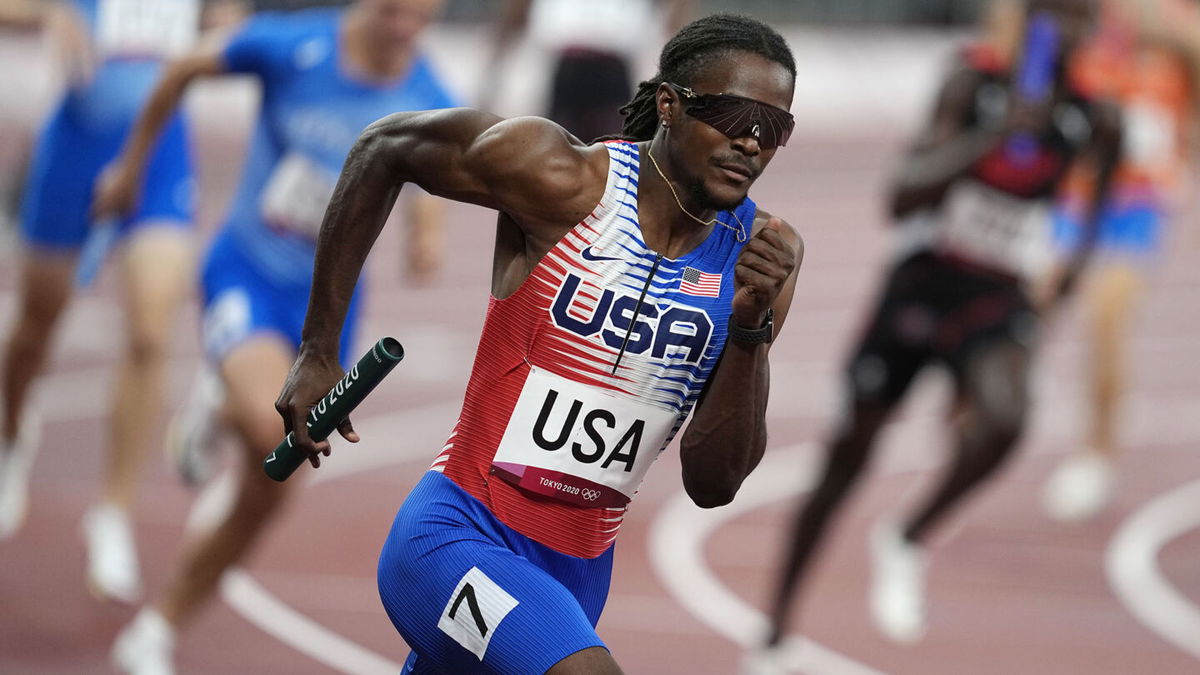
top-left (216, 9), bottom-right (459, 286)
top-left (379, 471), bottom-right (611, 674)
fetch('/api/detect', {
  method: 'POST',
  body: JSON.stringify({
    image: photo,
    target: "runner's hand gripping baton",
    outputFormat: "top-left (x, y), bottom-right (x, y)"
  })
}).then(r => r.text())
top-left (263, 337), bottom-right (404, 482)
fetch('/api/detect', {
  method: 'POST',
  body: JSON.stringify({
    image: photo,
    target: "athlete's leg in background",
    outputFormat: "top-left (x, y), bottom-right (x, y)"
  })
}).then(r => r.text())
top-left (1042, 261), bottom-right (1140, 521)
top-left (1085, 262), bottom-right (1141, 460)
top-left (866, 338), bottom-right (1030, 644)
top-left (761, 261), bottom-right (928, 649)
top-left (904, 339), bottom-right (1031, 543)
top-left (764, 396), bottom-right (898, 646)
top-left (112, 336), bottom-right (297, 674)
top-left (1, 251), bottom-right (74, 442)
top-left (83, 226), bottom-right (194, 603)
top-left (104, 226), bottom-right (194, 509)
top-left (158, 336), bottom-right (295, 627)
top-left (0, 251), bottom-right (74, 537)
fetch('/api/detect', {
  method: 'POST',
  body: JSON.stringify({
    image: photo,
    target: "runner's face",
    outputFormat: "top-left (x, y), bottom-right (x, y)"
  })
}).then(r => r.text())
top-left (360, 0), bottom-right (442, 53)
top-left (661, 51), bottom-right (794, 212)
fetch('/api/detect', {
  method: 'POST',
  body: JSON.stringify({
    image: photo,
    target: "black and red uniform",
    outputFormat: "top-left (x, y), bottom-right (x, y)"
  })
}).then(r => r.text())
top-left (848, 45), bottom-right (1103, 403)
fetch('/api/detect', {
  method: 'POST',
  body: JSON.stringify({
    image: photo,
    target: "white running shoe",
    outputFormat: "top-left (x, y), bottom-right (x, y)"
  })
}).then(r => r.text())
top-left (111, 607), bottom-right (176, 675)
top-left (0, 415), bottom-right (42, 540)
top-left (165, 365), bottom-right (226, 486)
top-left (869, 520), bottom-right (928, 644)
top-left (740, 644), bottom-right (790, 675)
top-left (1043, 451), bottom-right (1116, 523)
top-left (82, 502), bottom-right (143, 604)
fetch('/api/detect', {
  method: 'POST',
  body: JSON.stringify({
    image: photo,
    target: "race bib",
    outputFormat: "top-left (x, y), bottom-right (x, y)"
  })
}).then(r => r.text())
top-left (259, 153), bottom-right (338, 241)
top-left (491, 367), bottom-right (678, 508)
top-left (96, 0), bottom-right (198, 58)
top-left (936, 181), bottom-right (1053, 280)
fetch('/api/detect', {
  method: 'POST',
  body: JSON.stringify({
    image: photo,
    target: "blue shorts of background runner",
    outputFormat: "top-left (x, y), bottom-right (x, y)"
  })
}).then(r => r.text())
top-left (1053, 201), bottom-right (1163, 259)
top-left (20, 103), bottom-right (194, 251)
top-left (379, 471), bottom-right (613, 674)
top-left (199, 228), bottom-right (361, 366)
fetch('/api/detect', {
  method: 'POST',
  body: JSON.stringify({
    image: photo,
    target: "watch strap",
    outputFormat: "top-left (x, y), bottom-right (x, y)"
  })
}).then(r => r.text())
top-left (728, 308), bottom-right (774, 345)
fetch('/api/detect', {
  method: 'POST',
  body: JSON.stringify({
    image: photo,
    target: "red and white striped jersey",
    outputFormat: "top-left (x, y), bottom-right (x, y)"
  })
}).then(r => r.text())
top-left (433, 141), bottom-right (757, 558)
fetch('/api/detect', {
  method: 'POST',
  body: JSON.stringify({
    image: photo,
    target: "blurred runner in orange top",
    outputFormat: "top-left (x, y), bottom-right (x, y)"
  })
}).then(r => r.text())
top-left (1042, 0), bottom-right (1200, 522)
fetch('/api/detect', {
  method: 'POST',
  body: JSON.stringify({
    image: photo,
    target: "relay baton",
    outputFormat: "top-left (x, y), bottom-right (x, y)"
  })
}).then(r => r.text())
top-left (263, 337), bottom-right (404, 482)
top-left (76, 218), bottom-right (120, 288)
top-left (1006, 11), bottom-right (1060, 166)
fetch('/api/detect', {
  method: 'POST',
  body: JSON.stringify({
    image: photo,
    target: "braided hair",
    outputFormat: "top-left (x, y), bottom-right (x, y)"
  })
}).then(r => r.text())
top-left (608, 14), bottom-right (796, 142)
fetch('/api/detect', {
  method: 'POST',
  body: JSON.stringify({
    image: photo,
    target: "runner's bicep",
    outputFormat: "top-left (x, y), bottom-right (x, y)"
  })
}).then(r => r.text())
top-left (369, 111), bottom-right (588, 218)
top-left (359, 108), bottom-right (514, 211)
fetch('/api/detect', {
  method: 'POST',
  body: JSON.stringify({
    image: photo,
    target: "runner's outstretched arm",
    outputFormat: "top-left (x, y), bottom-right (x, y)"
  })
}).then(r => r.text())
top-left (678, 215), bottom-right (803, 507)
top-left (277, 110), bottom-right (599, 464)
top-left (91, 41), bottom-right (229, 219)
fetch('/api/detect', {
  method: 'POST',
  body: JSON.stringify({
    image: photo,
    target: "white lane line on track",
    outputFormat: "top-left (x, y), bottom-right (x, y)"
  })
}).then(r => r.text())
top-left (647, 418), bottom-right (1200, 674)
top-left (222, 570), bottom-right (402, 675)
top-left (1106, 478), bottom-right (1200, 661)
top-left (649, 443), bottom-right (885, 675)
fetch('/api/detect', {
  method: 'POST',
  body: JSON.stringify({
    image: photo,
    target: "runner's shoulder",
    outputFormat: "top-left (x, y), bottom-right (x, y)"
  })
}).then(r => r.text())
top-left (467, 116), bottom-right (609, 218)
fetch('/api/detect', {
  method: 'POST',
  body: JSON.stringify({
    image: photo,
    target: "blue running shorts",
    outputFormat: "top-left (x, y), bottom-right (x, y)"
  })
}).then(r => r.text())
top-left (20, 104), bottom-right (194, 251)
top-left (379, 471), bottom-right (613, 674)
top-left (199, 228), bottom-right (361, 366)
top-left (1053, 202), bottom-right (1163, 259)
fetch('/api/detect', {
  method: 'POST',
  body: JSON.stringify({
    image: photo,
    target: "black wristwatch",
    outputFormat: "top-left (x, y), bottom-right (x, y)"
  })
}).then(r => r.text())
top-left (728, 308), bottom-right (774, 345)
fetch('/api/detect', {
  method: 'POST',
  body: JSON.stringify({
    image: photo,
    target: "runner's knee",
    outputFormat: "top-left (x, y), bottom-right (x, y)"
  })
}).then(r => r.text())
top-left (966, 344), bottom-right (1030, 440)
top-left (236, 413), bottom-right (287, 459)
top-left (234, 458), bottom-right (292, 516)
top-left (125, 329), bottom-right (170, 368)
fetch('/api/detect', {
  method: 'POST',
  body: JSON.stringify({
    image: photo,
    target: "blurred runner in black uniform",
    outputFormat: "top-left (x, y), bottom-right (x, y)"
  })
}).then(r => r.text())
top-left (747, 1), bottom-right (1121, 667)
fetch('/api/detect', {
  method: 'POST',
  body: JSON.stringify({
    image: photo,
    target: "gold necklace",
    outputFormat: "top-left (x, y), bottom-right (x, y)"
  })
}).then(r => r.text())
top-left (646, 147), bottom-right (747, 243)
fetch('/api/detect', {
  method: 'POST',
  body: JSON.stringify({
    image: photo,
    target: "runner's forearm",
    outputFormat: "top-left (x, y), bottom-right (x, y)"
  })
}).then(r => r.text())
top-left (300, 124), bottom-right (407, 354)
top-left (117, 56), bottom-right (215, 182)
top-left (678, 342), bottom-right (770, 508)
top-left (890, 127), bottom-right (1003, 218)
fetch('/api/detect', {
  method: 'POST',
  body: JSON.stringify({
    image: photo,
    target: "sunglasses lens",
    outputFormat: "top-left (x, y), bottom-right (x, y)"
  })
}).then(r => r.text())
top-left (686, 95), bottom-right (794, 149)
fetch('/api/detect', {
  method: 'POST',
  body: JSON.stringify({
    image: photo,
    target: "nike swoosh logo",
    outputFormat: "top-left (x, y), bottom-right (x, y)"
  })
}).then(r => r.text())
top-left (581, 246), bottom-right (622, 262)
top-left (265, 453), bottom-right (276, 463)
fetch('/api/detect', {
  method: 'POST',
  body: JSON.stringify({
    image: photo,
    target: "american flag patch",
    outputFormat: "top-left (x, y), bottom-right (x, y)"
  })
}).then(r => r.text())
top-left (680, 267), bottom-right (721, 297)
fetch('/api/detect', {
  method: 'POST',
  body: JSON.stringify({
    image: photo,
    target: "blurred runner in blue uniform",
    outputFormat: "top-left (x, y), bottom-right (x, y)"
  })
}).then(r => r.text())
top-left (90, 1), bottom-right (455, 672)
top-left (0, 0), bottom-right (204, 606)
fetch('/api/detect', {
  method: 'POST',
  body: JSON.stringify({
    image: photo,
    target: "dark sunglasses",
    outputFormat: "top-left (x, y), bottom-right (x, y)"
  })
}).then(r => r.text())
top-left (667, 82), bottom-right (795, 149)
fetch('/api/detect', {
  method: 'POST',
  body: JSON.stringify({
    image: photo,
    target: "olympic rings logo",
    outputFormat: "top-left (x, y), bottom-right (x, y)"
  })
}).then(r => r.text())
top-left (580, 488), bottom-right (602, 502)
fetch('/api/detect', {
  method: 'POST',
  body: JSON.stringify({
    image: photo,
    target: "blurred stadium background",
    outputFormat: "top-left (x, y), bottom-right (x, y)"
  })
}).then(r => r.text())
top-left (2, 1), bottom-right (1199, 673)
